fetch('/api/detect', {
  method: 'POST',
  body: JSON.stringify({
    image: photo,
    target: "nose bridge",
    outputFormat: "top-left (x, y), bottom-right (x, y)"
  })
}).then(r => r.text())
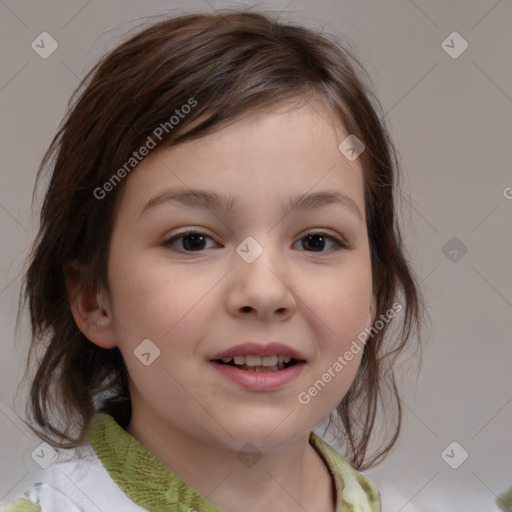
top-left (235, 234), bottom-right (283, 285)
top-left (229, 234), bottom-right (296, 318)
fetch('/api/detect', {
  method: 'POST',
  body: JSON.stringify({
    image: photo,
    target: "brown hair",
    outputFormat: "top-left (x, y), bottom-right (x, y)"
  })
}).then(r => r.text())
top-left (19, 8), bottom-right (426, 470)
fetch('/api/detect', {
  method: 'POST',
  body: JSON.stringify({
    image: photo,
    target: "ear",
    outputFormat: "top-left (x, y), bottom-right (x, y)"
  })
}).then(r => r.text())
top-left (64, 261), bottom-right (118, 349)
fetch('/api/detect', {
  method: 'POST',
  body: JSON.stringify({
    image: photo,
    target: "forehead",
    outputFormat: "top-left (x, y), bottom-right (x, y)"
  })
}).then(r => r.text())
top-left (117, 98), bottom-right (366, 221)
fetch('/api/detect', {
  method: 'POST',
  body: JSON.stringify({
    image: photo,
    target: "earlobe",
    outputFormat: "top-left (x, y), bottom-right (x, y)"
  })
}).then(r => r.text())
top-left (64, 262), bottom-right (118, 349)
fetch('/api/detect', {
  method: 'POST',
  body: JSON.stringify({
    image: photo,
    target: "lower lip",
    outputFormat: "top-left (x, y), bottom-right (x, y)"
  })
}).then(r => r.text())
top-left (210, 362), bottom-right (305, 391)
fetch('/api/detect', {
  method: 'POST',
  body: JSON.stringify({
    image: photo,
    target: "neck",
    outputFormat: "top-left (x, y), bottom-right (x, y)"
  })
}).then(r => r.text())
top-left (126, 406), bottom-right (335, 512)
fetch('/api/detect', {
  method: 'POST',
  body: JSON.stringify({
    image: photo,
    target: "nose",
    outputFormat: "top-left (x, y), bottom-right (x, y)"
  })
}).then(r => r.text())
top-left (225, 241), bottom-right (298, 323)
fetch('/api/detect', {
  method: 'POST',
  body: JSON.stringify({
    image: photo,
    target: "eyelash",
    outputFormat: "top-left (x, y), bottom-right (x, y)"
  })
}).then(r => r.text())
top-left (163, 229), bottom-right (349, 253)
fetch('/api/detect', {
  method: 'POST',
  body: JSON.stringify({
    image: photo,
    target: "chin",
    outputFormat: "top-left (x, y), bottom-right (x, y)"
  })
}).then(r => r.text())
top-left (212, 407), bottom-right (317, 451)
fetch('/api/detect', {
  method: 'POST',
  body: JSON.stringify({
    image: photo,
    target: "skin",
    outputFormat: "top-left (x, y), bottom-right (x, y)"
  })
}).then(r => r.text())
top-left (69, 96), bottom-right (376, 512)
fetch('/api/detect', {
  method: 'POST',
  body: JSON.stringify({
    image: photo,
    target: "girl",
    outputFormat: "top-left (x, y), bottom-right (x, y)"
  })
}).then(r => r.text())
top-left (3, 9), bottom-right (424, 512)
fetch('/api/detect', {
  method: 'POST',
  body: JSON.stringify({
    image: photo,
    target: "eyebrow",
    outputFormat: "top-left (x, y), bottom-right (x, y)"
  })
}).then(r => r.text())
top-left (141, 188), bottom-right (363, 220)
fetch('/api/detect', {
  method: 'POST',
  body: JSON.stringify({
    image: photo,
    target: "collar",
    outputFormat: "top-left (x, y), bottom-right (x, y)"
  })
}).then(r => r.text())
top-left (87, 412), bottom-right (379, 511)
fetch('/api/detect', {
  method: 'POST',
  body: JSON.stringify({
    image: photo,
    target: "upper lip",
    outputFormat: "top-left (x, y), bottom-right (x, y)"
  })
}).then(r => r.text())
top-left (210, 342), bottom-right (306, 361)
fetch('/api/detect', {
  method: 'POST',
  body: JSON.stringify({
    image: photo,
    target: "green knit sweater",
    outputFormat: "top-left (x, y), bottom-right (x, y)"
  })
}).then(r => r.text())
top-left (3, 413), bottom-right (380, 511)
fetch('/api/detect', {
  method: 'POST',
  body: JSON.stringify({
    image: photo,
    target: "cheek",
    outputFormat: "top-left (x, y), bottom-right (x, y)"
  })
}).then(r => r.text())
top-left (298, 258), bottom-right (373, 346)
top-left (107, 252), bottom-right (223, 347)
top-left (109, 262), bottom-right (220, 401)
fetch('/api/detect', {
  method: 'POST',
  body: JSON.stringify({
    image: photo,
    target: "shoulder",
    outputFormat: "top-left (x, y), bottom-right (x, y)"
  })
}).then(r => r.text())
top-left (1, 443), bottom-right (143, 512)
top-left (1, 482), bottom-right (84, 512)
top-left (2, 486), bottom-right (42, 512)
top-left (0, 447), bottom-right (96, 512)
top-left (309, 432), bottom-right (380, 512)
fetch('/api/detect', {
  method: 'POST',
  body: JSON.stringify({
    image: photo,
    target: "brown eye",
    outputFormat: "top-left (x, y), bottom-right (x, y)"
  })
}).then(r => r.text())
top-left (180, 233), bottom-right (207, 251)
top-left (165, 231), bottom-right (218, 252)
top-left (294, 233), bottom-right (346, 252)
top-left (302, 235), bottom-right (327, 252)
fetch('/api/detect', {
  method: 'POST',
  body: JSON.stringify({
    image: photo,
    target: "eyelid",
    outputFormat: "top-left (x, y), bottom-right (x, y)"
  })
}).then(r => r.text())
top-left (163, 228), bottom-right (351, 253)
top-left (295, 230), bottom-right (350, 251)
top-left (163, 228), bottom-right (220, 251)
top-left (298, 229), bottom-right (350, 246)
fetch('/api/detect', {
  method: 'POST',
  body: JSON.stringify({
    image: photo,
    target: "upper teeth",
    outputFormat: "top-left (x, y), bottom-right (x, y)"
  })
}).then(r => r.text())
top-left (221, 355), bottom-right (292, 367)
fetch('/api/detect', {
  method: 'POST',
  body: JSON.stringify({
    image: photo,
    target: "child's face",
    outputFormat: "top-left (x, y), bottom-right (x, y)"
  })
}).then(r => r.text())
top-left (103, 98), bottom-right (375, 449)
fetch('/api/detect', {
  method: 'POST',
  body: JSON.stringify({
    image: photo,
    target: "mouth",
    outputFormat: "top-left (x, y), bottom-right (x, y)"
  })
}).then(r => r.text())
top-left (210, 342), bottom-right (306, 369)
top-left (213, 354), bottom-right (299, 372)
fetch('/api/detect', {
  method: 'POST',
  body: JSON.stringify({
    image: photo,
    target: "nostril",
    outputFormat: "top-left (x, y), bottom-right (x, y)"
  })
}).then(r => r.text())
top-left (240, 306), bottom-right (253, 313)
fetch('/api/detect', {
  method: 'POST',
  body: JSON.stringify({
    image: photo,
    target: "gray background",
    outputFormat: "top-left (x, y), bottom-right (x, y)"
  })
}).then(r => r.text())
top-left (1, 1), bottom-right (511, 511)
